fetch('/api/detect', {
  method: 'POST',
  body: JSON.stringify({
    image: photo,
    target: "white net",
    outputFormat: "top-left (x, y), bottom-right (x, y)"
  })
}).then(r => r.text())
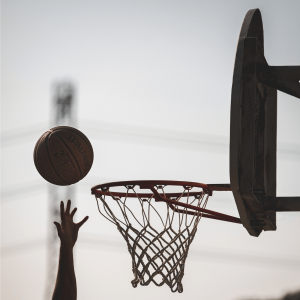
top-left (94, 184), bottom-right (209, 293)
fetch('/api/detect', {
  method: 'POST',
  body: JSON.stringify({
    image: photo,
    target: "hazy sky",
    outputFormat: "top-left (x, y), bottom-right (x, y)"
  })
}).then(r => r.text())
top-left (1, 0), bottom-right (300, 299)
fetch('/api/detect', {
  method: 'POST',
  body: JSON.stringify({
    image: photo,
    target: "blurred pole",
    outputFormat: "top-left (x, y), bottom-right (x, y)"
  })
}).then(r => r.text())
top-left (44, 81), bottom-right (77, 299)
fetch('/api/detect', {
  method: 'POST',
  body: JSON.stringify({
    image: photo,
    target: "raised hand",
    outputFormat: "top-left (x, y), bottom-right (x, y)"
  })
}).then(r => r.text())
top-left (54, 199), bottom-right (89, 248)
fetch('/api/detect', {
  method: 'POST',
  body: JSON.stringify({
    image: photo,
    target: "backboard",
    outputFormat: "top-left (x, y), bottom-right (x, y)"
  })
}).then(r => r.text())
top-left (230, 9), bottom-right (300, 236)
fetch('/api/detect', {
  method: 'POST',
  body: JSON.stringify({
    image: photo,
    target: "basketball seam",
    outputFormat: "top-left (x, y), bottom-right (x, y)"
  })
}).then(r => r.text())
top-left (52, 126), bottom-right (90, 146)
top-left (46, 132), bottom-right (70, 185)
top-left (59, 127), bottom-right (94, 160)
top-left (54, 133), bottom-right (84, 179)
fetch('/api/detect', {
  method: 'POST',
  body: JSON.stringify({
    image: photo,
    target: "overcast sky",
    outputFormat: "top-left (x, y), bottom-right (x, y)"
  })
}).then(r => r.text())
top-left (1, 0), bottom-right (300, 299)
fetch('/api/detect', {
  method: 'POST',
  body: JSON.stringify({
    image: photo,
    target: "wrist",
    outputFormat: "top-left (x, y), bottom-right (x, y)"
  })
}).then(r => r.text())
top-left (60, 244), bottom-right (74, 252)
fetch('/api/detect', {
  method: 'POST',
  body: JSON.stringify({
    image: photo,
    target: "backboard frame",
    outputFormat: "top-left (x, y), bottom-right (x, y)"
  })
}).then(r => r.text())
top-left (230, 9), bottom-right (300, 236)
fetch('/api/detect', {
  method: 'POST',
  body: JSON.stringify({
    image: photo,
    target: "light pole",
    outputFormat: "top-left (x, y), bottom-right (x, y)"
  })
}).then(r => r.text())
top-left (44, 81), bottom-right (77, 299)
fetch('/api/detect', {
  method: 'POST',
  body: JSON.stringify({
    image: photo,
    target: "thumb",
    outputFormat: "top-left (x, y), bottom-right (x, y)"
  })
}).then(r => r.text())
top-left (76, 216), bottom-right (89, 228)
top-left (53, 222), bottom-right (62, 237)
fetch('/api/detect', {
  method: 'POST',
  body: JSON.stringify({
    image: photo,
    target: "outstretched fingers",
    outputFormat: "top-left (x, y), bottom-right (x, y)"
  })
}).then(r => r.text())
top-left (66, 199), bottom-right (71, 215)
top-left (70, 207), bottom-right (77, 219)
top-left (60, 201), bottom-right (65, 221)
top-left (76, 216), bottom-right (89, 228)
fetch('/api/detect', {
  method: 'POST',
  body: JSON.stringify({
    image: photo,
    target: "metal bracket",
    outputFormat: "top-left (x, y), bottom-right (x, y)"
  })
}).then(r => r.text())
top-left (263, 197), bottom-right (300, 212)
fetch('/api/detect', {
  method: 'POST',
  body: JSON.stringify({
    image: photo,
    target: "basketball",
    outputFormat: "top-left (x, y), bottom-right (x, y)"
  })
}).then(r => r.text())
top-left (34, 126), bottom-right (94, 185)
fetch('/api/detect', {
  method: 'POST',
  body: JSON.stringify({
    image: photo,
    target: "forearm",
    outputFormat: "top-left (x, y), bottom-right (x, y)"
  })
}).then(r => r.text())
top-left (52, 245), bottom-right (76, 300)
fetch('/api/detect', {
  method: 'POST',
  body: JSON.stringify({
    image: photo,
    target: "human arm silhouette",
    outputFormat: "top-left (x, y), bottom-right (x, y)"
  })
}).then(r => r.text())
top-left (52, 200), bottom-right (89, 300)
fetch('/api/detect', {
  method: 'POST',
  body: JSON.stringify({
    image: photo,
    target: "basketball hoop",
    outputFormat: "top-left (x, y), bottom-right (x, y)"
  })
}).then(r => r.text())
top-left (91, 180), bottom-right (240, 293)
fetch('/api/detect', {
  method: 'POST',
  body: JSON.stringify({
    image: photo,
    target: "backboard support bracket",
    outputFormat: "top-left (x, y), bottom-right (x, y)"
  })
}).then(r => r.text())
top-left (264, 197), bottom-right (300, 212)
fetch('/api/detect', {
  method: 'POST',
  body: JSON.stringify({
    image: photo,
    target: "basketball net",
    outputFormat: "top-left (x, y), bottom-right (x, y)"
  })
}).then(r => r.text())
top-left (94, 185), bottom-right (209, 293)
